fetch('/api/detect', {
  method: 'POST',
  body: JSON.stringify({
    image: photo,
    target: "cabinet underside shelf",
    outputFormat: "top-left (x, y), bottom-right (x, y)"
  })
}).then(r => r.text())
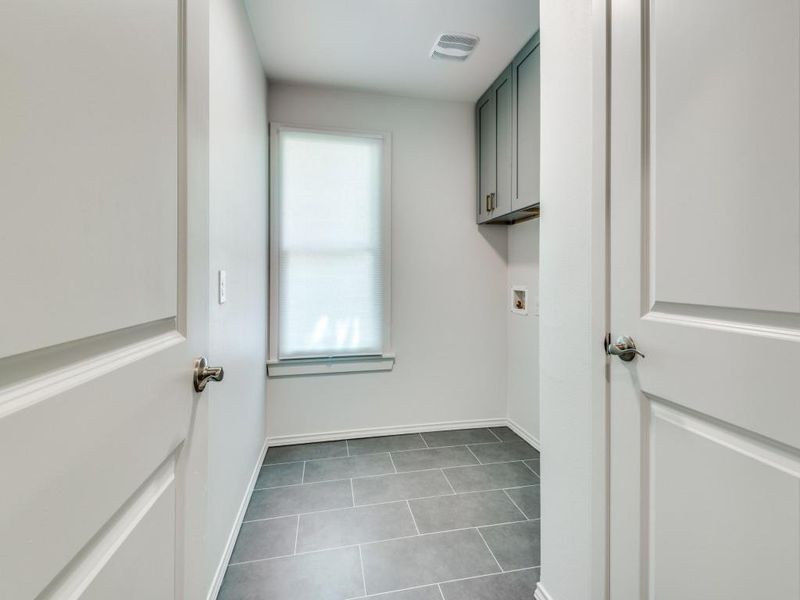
top-left (484, 203), bottom-right (539, 225)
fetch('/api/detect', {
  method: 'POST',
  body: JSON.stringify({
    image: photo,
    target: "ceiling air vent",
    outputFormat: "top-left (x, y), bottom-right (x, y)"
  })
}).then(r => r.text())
top-left (430, 33), bottom-right (480, 62)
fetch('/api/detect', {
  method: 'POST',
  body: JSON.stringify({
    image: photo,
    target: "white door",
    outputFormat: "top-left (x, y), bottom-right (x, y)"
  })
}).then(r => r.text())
top-left (608, 1), bottom-right (800, 599)
top-left (0, 1), bottom-right (212, 598)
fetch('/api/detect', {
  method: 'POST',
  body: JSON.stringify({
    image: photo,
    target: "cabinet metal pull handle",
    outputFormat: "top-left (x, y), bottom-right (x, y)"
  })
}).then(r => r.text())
top-left (490, 192), bottom-right (496, 211)
top-left (486, 194), bottom-right (491, 212)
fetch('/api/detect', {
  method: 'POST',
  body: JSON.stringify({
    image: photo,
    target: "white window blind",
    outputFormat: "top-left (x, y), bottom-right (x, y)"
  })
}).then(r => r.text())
top-left (274, 128), bottom-right (389, 360)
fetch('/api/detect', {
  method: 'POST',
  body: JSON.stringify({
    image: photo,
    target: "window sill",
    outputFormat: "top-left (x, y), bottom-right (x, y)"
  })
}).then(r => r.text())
top-left (267, 354), bottom-right (395, 377)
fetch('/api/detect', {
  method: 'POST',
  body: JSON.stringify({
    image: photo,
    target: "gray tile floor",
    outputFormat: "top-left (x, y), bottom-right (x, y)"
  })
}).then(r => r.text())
top-left (219, 427), bottom-right (541, 600)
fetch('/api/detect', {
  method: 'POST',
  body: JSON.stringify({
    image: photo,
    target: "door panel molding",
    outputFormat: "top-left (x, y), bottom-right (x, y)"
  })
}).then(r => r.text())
top-left (0, 0), bottom-right (190, 360)
top-left (646, 301), bottom-right (800, 339)
top-left (38, 452), bottom-right (179, 599)
top-left (650, 398), bottom-right (800, 474)
top-left (642, 0), bottom-right (800, 316)
top-left (0, 362), bottom-right (190, 599)
top-left (640, 318), bottom-right (800, 449)
top-left (176, 0), bottom-right (190, 337)
top-left (0, 318), bottom-right (181, 417)
top-left (648, 401), bottom-right (800, 599)
top-left (636, 0), bottom-right (653, 320)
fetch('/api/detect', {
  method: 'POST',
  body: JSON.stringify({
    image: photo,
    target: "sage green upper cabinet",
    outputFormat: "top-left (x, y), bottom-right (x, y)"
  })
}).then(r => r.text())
top-left (477, 92), bottom-right (496, 223)
top-left (476, 32), bottom-right (540, 224)
top-left (476, 66), bottom-right (513, 223)
top-left (494, 67), bottom-right (513, 217)
top-left (512, 34), bottom-right (540, 212)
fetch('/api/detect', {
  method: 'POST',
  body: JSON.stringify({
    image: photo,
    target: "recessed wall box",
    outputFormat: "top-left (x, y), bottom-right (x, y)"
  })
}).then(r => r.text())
top-left (511, 286), bottom-right (528, 315)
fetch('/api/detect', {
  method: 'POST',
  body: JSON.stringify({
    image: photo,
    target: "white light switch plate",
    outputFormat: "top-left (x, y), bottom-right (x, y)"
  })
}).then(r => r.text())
top-left (218, 270), bottom-right (226, 304)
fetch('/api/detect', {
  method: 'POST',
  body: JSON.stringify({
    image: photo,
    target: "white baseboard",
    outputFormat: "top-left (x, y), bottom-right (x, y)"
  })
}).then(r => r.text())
top-left (535, 582), bottom-right (554, 600)
top-left (507, 418), bottom-right (541, 451)
top-left (207, 437), bottom-right (269, 600)
top-left (266, 417), bottom-right (509, 446)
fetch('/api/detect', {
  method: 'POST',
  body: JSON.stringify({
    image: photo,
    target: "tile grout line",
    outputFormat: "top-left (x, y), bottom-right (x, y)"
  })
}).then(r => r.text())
top-left (475, 527), bottom-right (504, 574)
top-left (406, 500), bottom-right (421, 535)
top-left (262, 439), bottom-right (528, 467)
top-left (350, 478), bottom-right (355, 507)
top-left (242, 484), bottom-right (540, 523)
top-left (227, 519), bottom-right (539, 567)
top-left (420, 433), bottom-right (430, 448)
top-left (437, 582), bottom-right (446, 600)
top-left (521, 460), bottom-right (541, 479)
top-left (252, 458), bottom-right (538, 491)
top-left (263, 454), bottom-right (536, 474)
top-left (292, 514), bottom-right (300, 555)
top-left (441, 469), bottom-right (457, 494)
top-left (346, 439), bottom-right (351, 457)
top-left (464, 444), bottom-right (484, 465)
top-left (388, 452), bottom-right (398, 474)
top-left (502, 489), bottom-right (529, 520)
top-left (358, 544), bottom-right (367, 597)
top-left (341, 566), bottom-right (539, 600)
top-left (487, 428), bottom-right (504, 442)
top-left (470, 457), bottom-right (539, 468)
top-left (301, 460), bottom-right (307, 484)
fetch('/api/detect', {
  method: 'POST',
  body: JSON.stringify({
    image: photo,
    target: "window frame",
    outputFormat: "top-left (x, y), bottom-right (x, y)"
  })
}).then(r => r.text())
top-left (267, 122), bottom-right (393, 376)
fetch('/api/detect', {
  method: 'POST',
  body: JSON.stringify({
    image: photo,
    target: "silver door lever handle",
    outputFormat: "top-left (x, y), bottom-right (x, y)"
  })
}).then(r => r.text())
top-left (605, 335), bottom-right (645, 362)
top-left (193, 356), bottom-right (224, 392)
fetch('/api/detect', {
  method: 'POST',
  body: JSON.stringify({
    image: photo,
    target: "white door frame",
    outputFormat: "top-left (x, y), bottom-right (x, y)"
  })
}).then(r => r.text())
top-left (178, 0), bottom-right (212, 597)
top-left (535, 0), bottom-right (611, 598)
top-left (590, 0), bottom-right (610, 598)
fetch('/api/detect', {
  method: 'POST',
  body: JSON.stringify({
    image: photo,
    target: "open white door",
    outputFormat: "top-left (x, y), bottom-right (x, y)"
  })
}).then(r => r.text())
top-left (0, 0), bottom-right (211, 598)
top-left (608, 1), bottom-right (800, 598)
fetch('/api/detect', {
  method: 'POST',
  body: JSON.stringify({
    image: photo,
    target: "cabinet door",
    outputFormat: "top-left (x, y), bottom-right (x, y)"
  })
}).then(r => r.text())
top-left (494, 66), bottom-right (513, 217)
top-left (513, 37), bottom-right (540, 211)
top-left (477, 92), bottom-right (496, 223)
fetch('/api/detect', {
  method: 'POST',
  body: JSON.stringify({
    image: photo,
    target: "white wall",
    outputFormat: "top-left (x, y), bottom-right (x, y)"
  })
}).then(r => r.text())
top-left (208, 0), bottom-right (268, 593)
top-left (506, 219), bottom-right (540, 445)
top-left (266, 83), bottom-right (509, 441)
top-left (538, 0), bottom-right (603, 599)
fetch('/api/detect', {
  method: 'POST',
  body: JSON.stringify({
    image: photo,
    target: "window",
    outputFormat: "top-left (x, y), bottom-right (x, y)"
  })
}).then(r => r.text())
top-left (268, 125), bottom-right (392, 376)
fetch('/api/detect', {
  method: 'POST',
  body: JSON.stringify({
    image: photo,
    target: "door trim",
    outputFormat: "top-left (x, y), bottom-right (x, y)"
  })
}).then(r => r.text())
top-left (535, 1), bottom-right (610, 598)
top-left (591, 0), bottom-right (611, 599)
